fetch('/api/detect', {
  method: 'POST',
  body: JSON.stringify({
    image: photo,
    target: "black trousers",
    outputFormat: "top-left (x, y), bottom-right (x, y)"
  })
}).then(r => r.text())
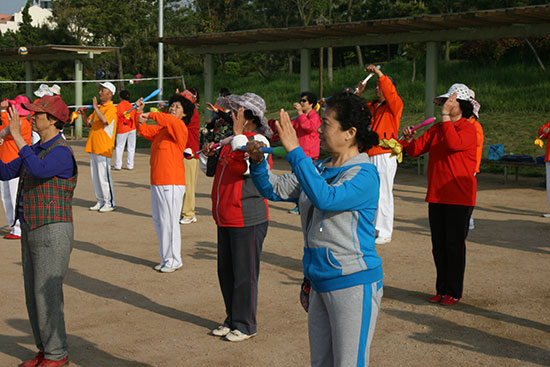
top-left (428, 203), bottom-right (473, 299)
top-left (217, 222), bottom-right (268, 335)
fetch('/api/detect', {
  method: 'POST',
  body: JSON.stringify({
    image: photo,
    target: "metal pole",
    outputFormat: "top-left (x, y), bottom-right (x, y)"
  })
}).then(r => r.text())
top-left (75, 59), bottom-right (83, 139)
top-left (158, 0), bottom-right (164, 101)
top-left (25, 61), bottom-right (32, 98)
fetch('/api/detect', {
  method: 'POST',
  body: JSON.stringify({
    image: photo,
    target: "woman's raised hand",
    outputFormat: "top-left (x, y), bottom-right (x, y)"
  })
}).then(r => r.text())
top-left (232, 107), bottom-right (246, 135)
top-left (275, 109), bottom-right (300, 153)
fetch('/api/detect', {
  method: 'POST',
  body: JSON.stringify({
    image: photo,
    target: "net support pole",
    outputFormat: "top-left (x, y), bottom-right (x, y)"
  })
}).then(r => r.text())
top-left (158, 0), bottom-right (164, 101)
top-left (75, 58), bottom-right (83, 139)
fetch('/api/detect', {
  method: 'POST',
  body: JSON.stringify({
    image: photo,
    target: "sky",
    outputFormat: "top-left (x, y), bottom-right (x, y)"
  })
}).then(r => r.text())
top-left (0, 0), bottom-right (29, 15)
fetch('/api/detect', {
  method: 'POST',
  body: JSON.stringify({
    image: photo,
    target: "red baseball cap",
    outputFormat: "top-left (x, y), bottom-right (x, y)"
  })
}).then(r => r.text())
top-left (22, 95), bottom-right (69, 123)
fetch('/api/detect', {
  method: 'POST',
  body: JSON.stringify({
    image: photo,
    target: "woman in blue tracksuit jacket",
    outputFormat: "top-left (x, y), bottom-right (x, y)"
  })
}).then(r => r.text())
top-left (247, 92), bottom-right (382, 367)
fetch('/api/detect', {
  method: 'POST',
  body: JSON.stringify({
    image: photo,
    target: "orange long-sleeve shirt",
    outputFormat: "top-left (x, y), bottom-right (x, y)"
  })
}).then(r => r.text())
top-left (538, 120), bottom-right (550, 162)
top-left (367, 75), bottom-right (403, 156)
top-left (0, 112), bottom-right (32, 163)
top-left (469, 117), bottom-right (484, 173)
top-left (137, 112), bottom-right (188, 185)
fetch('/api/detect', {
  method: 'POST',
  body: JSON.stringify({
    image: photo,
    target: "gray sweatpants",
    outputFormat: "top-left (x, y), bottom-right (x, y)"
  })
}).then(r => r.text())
top-left (308, 281), bottom-right (383, 367)
top-left (21, 221), bottom-right (73, 361)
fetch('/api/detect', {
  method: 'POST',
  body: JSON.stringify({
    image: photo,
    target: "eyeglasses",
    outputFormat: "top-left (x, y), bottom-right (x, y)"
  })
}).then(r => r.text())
top-left (299, 99), bottom-right (308, 103)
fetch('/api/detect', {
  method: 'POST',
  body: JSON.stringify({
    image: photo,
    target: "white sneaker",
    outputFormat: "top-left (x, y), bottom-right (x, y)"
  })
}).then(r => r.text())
top-left (375, 237), bottom-right (391, 245)
top-left (89, 202), bottom-right (102, 211)
top-left (179, 217), bottom-right (197, 224)
top-left (224, 329), bottom-right (256, 342)
top-left (543, 213), bottom-right (550, 218)
top-left (153, 264), bottom-right (163, 271)
top-left (99, 204), bottom-right (115, 213)
top-left (159, 265), bottom-right (181, 273)
top-left (211, 325), bottom-right (231, 336)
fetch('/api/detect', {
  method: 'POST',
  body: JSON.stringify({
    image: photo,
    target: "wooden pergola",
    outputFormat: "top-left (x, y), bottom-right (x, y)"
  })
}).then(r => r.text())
top-left (0, 45), bottom-right (117, 138)
top-left (155, 4), bottom-right (550, 122)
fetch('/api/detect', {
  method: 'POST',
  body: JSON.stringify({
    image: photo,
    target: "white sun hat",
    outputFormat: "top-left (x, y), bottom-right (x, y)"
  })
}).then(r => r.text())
top-left (49, 84), bottom-right (61, 95)
top-left (433, 83), bottom-right (471, 105)
top-left (34, 84), bottom-right (54, 98)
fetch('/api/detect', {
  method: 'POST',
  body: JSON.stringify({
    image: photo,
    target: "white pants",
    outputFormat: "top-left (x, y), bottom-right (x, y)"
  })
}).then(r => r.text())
top-left (90, 153), bottom-right (115, 207)
top-left (114, 130), bottom-right (136, 169)
top-left (151, 184), bottom-right (186, 268)
top-left (546, 162), bottom-right (550, 209)
top-left (369, 153), bottom-right (397, 239)
top-left (1, 178), bottom-right (20, 236)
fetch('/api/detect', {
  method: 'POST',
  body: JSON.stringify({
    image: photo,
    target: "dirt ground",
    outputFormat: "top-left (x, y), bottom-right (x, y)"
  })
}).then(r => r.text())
top-left (0, 140), bottom-right (548, 367)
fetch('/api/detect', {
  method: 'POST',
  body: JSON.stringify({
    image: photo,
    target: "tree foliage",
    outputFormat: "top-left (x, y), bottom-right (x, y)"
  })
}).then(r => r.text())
top-left (0, 0), bottom-right (547, 91)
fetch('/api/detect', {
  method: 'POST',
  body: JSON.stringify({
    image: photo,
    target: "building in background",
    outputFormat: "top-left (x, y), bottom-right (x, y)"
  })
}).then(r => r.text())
top-left (0, 4), bottom-right (53, 34)
top-left (31, 0), bottom-right (53, 9)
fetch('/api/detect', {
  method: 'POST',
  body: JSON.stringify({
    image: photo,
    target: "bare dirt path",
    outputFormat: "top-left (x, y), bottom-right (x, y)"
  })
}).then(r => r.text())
top-left (0, 140), bottom-right (548, 366)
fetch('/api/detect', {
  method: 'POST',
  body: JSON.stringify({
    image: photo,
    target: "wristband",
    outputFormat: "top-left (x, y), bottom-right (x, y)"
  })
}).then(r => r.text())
top-left (441, 113), bottom-right (450, 116)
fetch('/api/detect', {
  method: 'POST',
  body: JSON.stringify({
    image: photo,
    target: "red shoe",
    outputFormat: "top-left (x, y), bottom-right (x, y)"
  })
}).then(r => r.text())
top-left (19, 351), bottom-right (44, 367)
top-left (429, 294), bottom-right (444, 303)
top-left (4, 233), bottom-right (21, 239)
top-left (441, 295), bottom-right (461, 306)
top-left (37, 356), bottom-right (69, 367)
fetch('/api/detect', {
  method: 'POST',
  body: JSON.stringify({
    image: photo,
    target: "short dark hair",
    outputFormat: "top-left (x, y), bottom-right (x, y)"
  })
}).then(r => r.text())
top-left (243, 109), bottom-right (260, 129)
top-left (325, 92), bottom-right (378, 151)
top-left (187, 87), bottom-right (200, 104)
top-left (219, 87), bottom-right (230, 97)
top-left (301, 92), bottom-right (318, 106)
top-left (119, 90), bottom-right (130, 101)
top-left (168, 93), bottom-right (195, 125)
top-left (47, 114), bottom-right (65, 129)
top-left (458, 99), bottom-right (474, 119)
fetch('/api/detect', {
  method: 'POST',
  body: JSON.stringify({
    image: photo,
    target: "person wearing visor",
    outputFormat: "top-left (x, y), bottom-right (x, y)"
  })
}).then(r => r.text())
top-left (0, 95), bottom-right (76, 367)
top-left (401, 83), bottom-right (478, 306)
top-left (0, 95), bottom-right (32, 239)
top-left (83, 82), bottom-right (117, 213)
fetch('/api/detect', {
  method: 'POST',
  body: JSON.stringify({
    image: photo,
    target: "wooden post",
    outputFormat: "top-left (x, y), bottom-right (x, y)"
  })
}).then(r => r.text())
top-left (423, 41), bottom-right (438, 175)
top-left (204, 54), bottom-right (214, 119)
top-left (319, 47), bottom-right (324, 98)
top-left (25, 61), bottom-right (32, 99)
top-left (300, 48), bottom-right (311, 93)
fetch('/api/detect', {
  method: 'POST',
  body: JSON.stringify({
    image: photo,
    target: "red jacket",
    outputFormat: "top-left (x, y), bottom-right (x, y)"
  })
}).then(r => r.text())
top-left (293, 109), bottom-right (321, 159)
top-left (186, 108), bottom-right (200, 152)
top-left (538, 120), bottom-right (550, 161)
top-left (367, 75), bottom-right (403, 156)
top-left (403, 118), bottom-right (477, 207)
top-left (211, 132), bottom-right (272, 227)
top-left (116, 100), bottom-right (136, 134)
